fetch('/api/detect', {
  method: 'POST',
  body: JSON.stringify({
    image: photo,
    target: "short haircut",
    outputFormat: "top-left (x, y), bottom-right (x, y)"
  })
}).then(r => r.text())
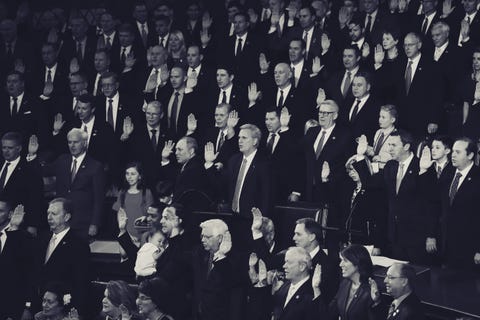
top-left (100, 71), bottom-right (118, 83)
top-left (431, 21), bottom-right (449, 34)
top-left (382, 27), bottom-right (401, 41)
top-left (343, 44), bottom-right (361, 58)
top-left (168, 202), bottom-right (186, 222)
top-left (265, 107), bottom-right (281, 118)
top-left (396, 263), bottom-right (416, 290)
top-left (290, 38), bottom-right (306, 50)
top-left (77, 93), bottom-right (95, 105)
top-left (216, 103), bottom-right (232, 113)
top-left (6, 70), bottom-right (25, 82)
top-left (286, 246), bottom-right (312, 271)
top-left (146, 100), bottom-right (164, 115)
top-left (67, 128), bottom-right (88, 142)
top-left (380, 104), bottom-right (398, 120)
top-left (179, 136), bottom-right (198, 153)
top-left (455, 137), bottom-right (477, 157)
top-left (354, 71), bottom-right (373, 86)
top-left (405, 32), bottom-right (422, 44)
top-left (1, 132), bottom-right (23, 146)
top-left (70, 71), bottom-right (88, 83)
top-left (239, 124), bottom-right (262, 146)
top-left (296, 217), bottom-right (323, 243)
top-left (49, 197), bottom-right (74, 216)
top-left (233, 11), bottom-right (250, 22)
top-left (0, 196), bottom-right (12, 211)
top-left (300, 5), bottom-right (316, 16)
top-left (432, 135), bottom-right (453, 150)
top-left (319, 100), bottom-right (339, 113)
top-left (200, 219), bottom-right (229, 237)
top-left (154, 15), bottom-right (171, 25)
top-left (43, 282), bottom-right (68, 306)
top-left (118, 23), bottom-right (135, 34)
top-left (42, 41), bottom-right (59, 52)
top-left (391, 129), bottom-right (414, 150)
top-left (340, 244), bottom-right (373, 284)
top-left (216, 64), bottom-right (234, 76)
top-left (138, 278), bottom-right (172, 313)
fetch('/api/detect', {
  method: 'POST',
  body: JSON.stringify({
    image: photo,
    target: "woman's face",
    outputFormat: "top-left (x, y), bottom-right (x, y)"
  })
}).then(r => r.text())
top-left (42, 292), bottom-right (63, 317)
top-left (473, 52), bottom-right (480, 72)
top-left (339, 256), bottom-right (359, 279)
top-left (169, 34), bottom-right (181, 51)
top-left (382, 33), bottom-right (398, 50)
top-left (102, 289), bottom-right (118, 316)
top-left (125, 167), bottom-right (140, 186)
top-left (136, 293), bottom-right (157, 315)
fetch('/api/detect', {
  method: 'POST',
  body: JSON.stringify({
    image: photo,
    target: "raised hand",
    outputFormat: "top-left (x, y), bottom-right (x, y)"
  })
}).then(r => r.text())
top-left (259, 53), bottom-right (270, 73)
top-left (427, 123), bottom-right (438, 134)
top-left (258, 259), bottom-right (267, 284)
top-left (28, 135), bottom-right (39, 155)
top-left (200, 29), bottom-right (211, 47)
top-left (426, 237), bottom-right (437, 253)
top-left (372, 247), bottom-right (381, 256)
top-left (442, 0), bottom-right (454, 17)
top-left (14, 59), bottom-right (25, 73)
top-left (187, 113), bottom-right (197, 132)
top-left (357, 135), bottom-right (368, 155)
top-left (117, 207), bottom-right (128, 232)
top-left (280, 107), bottom-right (291, 128)
top-left (248, 8), bottom-right (258, 24)
top-left (338, 6), bottom-right (351, 27)
top-left (69, 57), bottom-right (80, 74)
top-left (88, 224), bottom-right (98, 237)
top-left (248, 82), bottom-right (261, 103)
top-left (312, 264), bottom-right (322, 288)
top-left (122, 116), bottom-right (134, 137)
top-left (53, 113), bottom-right (65, 133)
top-left (161, 140), bottom-right (175, 160)
top-left (124, 52), bottom-right (136, 70)
top-left (316, 88), bottom-right (326, 106)
top-left (361, 42), bottom-right (370, 59)
top-left (249, 252), bottom-right (259, 267)
top-left (271, 271), bottom-right (285, 294)
top-left (43, 81), bottom-right (54, 97)
top-left (202, 11), bottom-right (213, 30)
top-left (419, 146), bottom-right (433, 170)
top-left (160, 64), bottom-right (170, 84)
top-left (10, 205), bottom-right (25, 230)
top-left (67, 308), bottom-right (80, 320)
top-left (204, 142), bottom-right (218, 164)
top-left (251, 207), bottom-right (263, 230)
top-left (119, 304), bottom-right (133, 320)
top-left (311, 56), bottom-right (322, 74)
top-left (321, 161), bottom-right (330, 182)
top-left (374, 44), bottom-right (385, 65)
top-left (369, 278), bottom-right (380, 302)
top-left (320, 33), bottom-right (331, 52)
top-left (398, 0), bottom-right (408, 12)
top-left (145, 72), bottom-right (158, 93)
top-left (227, 110), bottom-right (239, 128)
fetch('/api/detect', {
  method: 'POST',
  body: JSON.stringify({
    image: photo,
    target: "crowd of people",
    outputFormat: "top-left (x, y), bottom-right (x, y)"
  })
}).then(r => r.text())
top-left (1, 0), bottom-right (480, 318)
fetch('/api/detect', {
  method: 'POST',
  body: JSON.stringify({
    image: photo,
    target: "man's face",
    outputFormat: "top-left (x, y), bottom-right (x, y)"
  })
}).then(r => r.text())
top-left (463, 0), bottom-right (478, 14)
top-left (233, 14), bottom-right (249, 35)
top-left (362, 0), bottom-right (378, 13)
top-left (431, 27), bottom-right (448, 47)
top-left (67, 133), bottom-right (87, 157)
top-left (94, 52), bottom-right (110, 73)
top-left (289, 40), bottom-right (304, 64)
top-left (170, 68), bottom-right (185, 89)
top-left (175, 139), bottom-right (192, 164)
top-left (238, 128), bottom-right (257, 154)
top-left (318, 103), bottom-right (337, 129)
top-left (473, 52), bottom-right (480, 71)
top-left (215, 106), bottom-right (229, 128)
top-left (70, 18), bottom-right (88, 39)
top-left (451, 140), bottom-right (473, 170)
top-left (42, 45), bottom-right (57, 67)
top-left (0, 20), bottom-right (16, 42)
top-left (133, 4), bottom-right (148, 23)
top-left (6, 74), bottom-right (24, 97)
top-left (187, 46), bottom-right (202, 68)
top-left (100, 13), bottom-right (115, 34)
top-left (154, 20), bottom-right (169, 37)
top-left (47, 202), bottom-right (70, 233)
top-left (201, 226), bottom-right (222, 253)
top-left (283, 250), bottom-right (303, 281)
top-left (216, 69), bottom-right (233, 89)
top-left (299, 8), bottom-right (315, 29)
top-left (119, 31), bottom-right (134, 47)
top-left (155, 5), bottom-right (172, 18)
top-left (101, 77), bottom-right (119, 98)
top-left (349, 23), bottom-right (363, 42)
top-left (186, 3), bottom-right (201, 20)
top-left (293, 223), bottom-right (312, 249)
top-left (431, 140), bottom-right (450, 161)
top-left (343, 48), bottom-right (360, 70)
top-left (351, 76), bottom-right (370, 98)
top-left (403, 35), bottom-right (421, 59)
top-left (274, 64), bottom-right (291, 87)
top-left (388, 136), bottom-right (408, 161)
top-left (1, 139), bottom-right (21, 161)
top-left (384, 264), bottom-right (406, 298)
top-left (227, 6), bottom-right (240, 23)
top-left (0, 201), bottom-right (10, 227)
top-left (76, 101), bottom-right (94, 122)
top-left (145, 105), bottom-right (162, 127)
top-left (265, 112), bottom-right (281, 133)
top-left (69, 75), bottom-right (87, 97)
top-left (378, 109), bottom-right (395, 128)
top-left (422, 0), bottom-right (438, 15)
top-left (160, 206), bottom-right (180, 236)
top-left (150, 46), bottom-right (166, 67)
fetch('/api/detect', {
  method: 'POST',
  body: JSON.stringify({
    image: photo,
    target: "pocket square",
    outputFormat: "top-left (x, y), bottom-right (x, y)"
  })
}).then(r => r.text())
top-left (23, 111), bottom-right (32, 114)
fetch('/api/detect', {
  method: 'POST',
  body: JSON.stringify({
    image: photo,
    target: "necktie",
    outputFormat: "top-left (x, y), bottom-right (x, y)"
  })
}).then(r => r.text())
top-left (5, 43), bottom-right (11, 56)
top-left (0, 162), bottom-right (10, 190)
top-left (387, 302), bottom-right (396, 319)
top-left (76, 41), bottom-right (83, 61)
top-left (45, 234), bottom-right (57, 263)
top-left (160, 37), bottom-right (165, 47)
top-left (303, 30), bottom-right (308, 44)
top-left (222, 90), bottom-right (227, 104)
top-left (217, 130), bottom-right (225, 151)
top-left (94, 74), bottom-right (101, 96)
top-left (292, 66), bottom-right (298, 87)
top-left (191, 68), bottom-right (197, 78)
top-left (107, 98), bottom-right (114, 129)
top-left (73, 98), bottom-right (79, 114)
top-left (396, 163), bottom-right (404, 194)
top-left (351, 186), bottom-right (361, 209)
top-left (236, 38), bottom-right (243, 56)
top-left (121, 47), bottom-right (126, 64)
top-left (421, 17), bottom-right (428, 34)
top-left (262, 8), bottom-right (269, 22)
top-left (435, 163), bottom-right (443, 179)
top-left (315, 130), bottom-right (326, 159)
top-left (46, 69), bottom-right (53, 84)
top-left (373, 132), bottom-right (385, 155)
top-left (365, 14), bottom-right (372, 37)
top-left (71, 158), bottom-right (78, 183)
top-left (466, 16), bottom-right (471, 24)
top-left (141, 24), bottom-right (147, 46)
top-left (11, 97), bottom-right (18, 117)
top-left (342, 71), bottom-right (352, 97)
top-left (350, 99), bottom-right (361, 122)
top-left (232, 158), bottom-right (248, 213)
top-left (449, 172), bottom-right (462, 204)
top-left (405, 60), bottom-right (413, 95)
top-left (206, 252), bottom-right (214, 277)
top-left (266, 133), bottom-right (276, 154)
top-left (105, 36), bottom-right (111, 49)
top-left (277, 90), bottom-right (284, 107)
top-left (83, 124), bottom-right (88, 133)
top-left (151, 129), bottom-right (157, 151)
top-left (170, 92), bottom-right (179, 133)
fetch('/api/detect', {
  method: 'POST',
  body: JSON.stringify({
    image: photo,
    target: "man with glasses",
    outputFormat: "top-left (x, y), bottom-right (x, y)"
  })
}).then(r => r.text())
top-left (383, 263), bottom-right (423, 319)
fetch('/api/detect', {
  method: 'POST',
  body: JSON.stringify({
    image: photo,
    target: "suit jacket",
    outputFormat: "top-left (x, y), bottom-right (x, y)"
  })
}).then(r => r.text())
top-left (325, 68), bottom-right (367, 109)
top-left (45, 154), bottom-right (105, 232)
top-left (201, 127), bottom-right (238, 166)
top-left (358, 9), bottom-right (394, 47)
top-left (59, 35), bottom-right (97, 73)
top-left (386, 293), bottom-right (424, 320)
top-left (85, 117), bottom-right (117, 166)
top-left (36, 230), bottom-right (90, 316)
top-left (342, 95), bottom-right (381, 141)
top-left (287, 25), bottom-right (325, 63)
top-left (29, 62), bottom-right (70, 99)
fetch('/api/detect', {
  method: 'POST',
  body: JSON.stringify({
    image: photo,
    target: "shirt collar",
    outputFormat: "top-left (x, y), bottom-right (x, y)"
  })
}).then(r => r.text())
top-left (356, 93), bottom-right (370, 103)
top-left (5, 155), bottom-right (20, 167)
top-left (456, 161), bottom-right (474, 176)
top-left (409, 53), bottom-right (421, 64)
top-left (393, 292), bottom-right (411, 309)
top-left (435, 41), bottom-right (449, 52)
top-left (11, 92), bottom-right (24, 102)
top-left (466, 11), bottom-right (477, 21)
top-left (346, 65), bottom-right (359, 76)
top-left (46, 63), bottom-right (58, 73)
top-left (83, 115), bottom-right (95, 127)
top-left (309, 245), bottom-right (320, 259)
top-left (147, 123), bottom-right (160, 131)
top-left (243, 149), bottom-right (257, 162)
top-left (279, 83), bottom-right (292, 92)
top-left (236, 32), bottom-right (248, 41)
top-left (321, 123), bottom-right (336, 135)
top-left (291, 58), bottom-right (304, 68)
top-left (435, 158), bottom-right (448, 169)
top-left (399, 152), bottom-right (414, 168)
top-left (72, 152), bottom-right (86, 165)
top-left (0, 223), bottom-right (11, 233)
top-left (290, 275), bottom-right (310, 290)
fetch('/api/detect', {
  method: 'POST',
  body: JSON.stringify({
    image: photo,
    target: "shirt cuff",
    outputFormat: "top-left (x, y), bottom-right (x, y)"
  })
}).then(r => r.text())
top-left (252, 229), bottom-right (263, 240)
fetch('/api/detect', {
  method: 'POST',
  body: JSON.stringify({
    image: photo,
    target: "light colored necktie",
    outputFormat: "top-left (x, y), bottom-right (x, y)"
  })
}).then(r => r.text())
top-left (396, 163), bottom-right (404, 194)
top-left (71, 158), bottom-right (78, 183)
top-left (232, 158), bottom-right (248, 213)
top-left (342, 71), bottom-right (352, 97)
top-left (45, 234), bottom-right (57, 263)
top-left (315, 130), bottom-right (326, 159)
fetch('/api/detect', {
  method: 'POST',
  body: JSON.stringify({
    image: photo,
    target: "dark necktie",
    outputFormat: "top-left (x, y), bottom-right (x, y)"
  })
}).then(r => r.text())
top-left (121, 47), bottom-right (127, 64)
top-left (373, 132), bottom-right (385, 155)
top-left (315, 130), bottom-right (326, 159)
top-left (222, 90), bottom-right (227, 104)
top-left (0, 162), bottom-right (10, 191)
top-left (236, 38), bottom-right (243, 56)
top-left (76, 41), bottom-right (83, 61)
top-left (151, 129), bottom-right (157, 151)
top-left (217, 130), bottom-right (225, 151)
top-left (342, 71), bottom-right (352, 97)
top-left (435, 163), bottom-right (443, 179)
top-left (421, 17), bottom-right (428, 34)
top-left (107, 99), bottom-right (114, 129)
top-left (365, 14), bottom-right (372, 37)
top-left (303, 30), bottom-right (308, 44)
top-left (277, 90), bottom-right (284, 107)
top-left (46, 69), bottom-right (53, 84)
top-left (160, 37), bottom-right (165, 47)
top-left (266, 133), bottom-right (275, 154)
top-left (405, 61), bottom-right (413, 95)
top-left (0, 231), bottom-right (4, 253)
top-left (449, 172), bottom-right (462, 204)
top-left (170, 92), bottom-right (179, 133)
top-left (141, 24), bottom-right (147, 46)
top-left (71, 158), bottom-right (77, 183)
top-left (5, 43), bottom-right (12, 57)
top-left (396, 163), bottom-right (404, 194)
top-left (11, 97), bottom-right (18, 117)
top-left (105, 36), bottom-right (111, 49)
top-left (232, 158), bottom-right (248, 213)
top-left (350, 99), bottom-right (361, 122)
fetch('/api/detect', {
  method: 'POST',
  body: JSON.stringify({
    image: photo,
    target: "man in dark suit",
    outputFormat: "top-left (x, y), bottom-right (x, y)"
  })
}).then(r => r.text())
top-left (358, 0), bottom-right (391, 46)
top-left (440, 137), bottom-right (480, 267)
top-left (383, 263), bottom-right (424, 320)
top-left (449, 0), bottom-right (480, 51)
top-left (186, 44), bottom-right (216, 94)
top-left (110, 23), bottom-right (146, 74)
top-left (90, 49), bottom-right (111, 97)
top-left (36, 198), bottom-right (90, 317)
top-left (0, 19), bottom-right (34, 75)
top-left (98, 11), bottom-right (119, 51)
top-left (59, 16), bottom-right (96, 73)
top-left (414, 0), bottom-right (440, 50)
top-left (0, 132), bottom-right (44, 234)
top-left (131, 2), bottom-right (157, 51)
top-left (0, 200), bottom-right (35, 320)
top-left (287, 6), bottom-right (324, 63)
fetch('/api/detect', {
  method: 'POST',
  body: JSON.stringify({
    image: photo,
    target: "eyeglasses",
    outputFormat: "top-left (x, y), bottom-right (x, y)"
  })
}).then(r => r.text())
top-left (318, 111), bottom-right (335, 116)
top-left (385, 275), bottom-right (405, 280)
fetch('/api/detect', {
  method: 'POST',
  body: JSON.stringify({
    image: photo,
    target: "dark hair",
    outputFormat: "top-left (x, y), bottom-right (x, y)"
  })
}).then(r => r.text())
top-left (296, 217), bottom-right (323, 243)
top-left (290, 37), bottom-right (306, 50)
top-left (138, 278), bottom-right (173, 314)
top-left (120, 162), bottom-right (148, 208)
top-left (49, 198), bottom-right (74, 217)
top-left (382, 27), bottom-right (401, 42)
top-left (42, 41), bottom-right (59, 52)
top-left (216, 64), bottom-right (234, 76)
top-left (70, 71), bottom-right (88, 83)
top-left (100, 71), bottom-right (119, 83)
top-left (233, 11), bottom-right (250, 22)
top-left (431, 135), bottom-right (453, 150)
top-left (1, 131), bottom-right (23, 146)
top-left (455, 137), bottom-right (477, 158)
top-left (265, 107), bottom-right (281, 118)
top-left (343, 44), bottom-right (361, 59)
top-left (105, 280), bottom-right (137, 312)
top-left (118, 23), bottom-right (135, 35)
top-left (154, 15), bottom-right (171, 25)
top-left (6, 70), bottom-right (25, 82)
top-left (354, 71), bottom-right (372, 86)
top-left (391, 129), bottom-right (414, 150)
top-left (380, 104), bottom-right (398, 120)
top-left (95, 48), bottom-right (110, 59)
top-left (146, 222), bottom-right (168, 246)
top-left (340, 244), bottom-right (373, 284)
top-left (300, 5), bottom-right (316, 16)
top-left (77, 93), bottom-right (94, 105)
top-left (166, 202), bottom-right (186, 223)
top-left (43, 282), bottom-right (67, 307)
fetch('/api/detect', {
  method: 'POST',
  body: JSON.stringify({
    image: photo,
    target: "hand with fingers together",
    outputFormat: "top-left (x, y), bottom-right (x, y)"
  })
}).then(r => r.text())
top-left (162, 140), bottom-right (175, 161)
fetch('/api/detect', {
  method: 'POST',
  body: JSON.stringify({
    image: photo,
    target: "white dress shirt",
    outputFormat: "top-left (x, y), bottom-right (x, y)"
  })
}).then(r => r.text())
top-left (44, 63), bottom-right (58, 83)
top-left (434, 41), bottom-right (449, 61)
top-left (277, 83), bottom-right (292, 106)
top-left (218, 84), bottom-right (233, 105)
top-left (235, 150), bottom-right (258, 208)
top-left (341, 66), bottom-right (359, 93)
top-left (235, 33), bottom-right (247, 54)
top-left (284, 276), bottom-right (310, 307)
top-left (349, 94), bottom-right (370, 121)
top-left (71, 153), bottom-right (86, 177)
top-left (0, 156), bottom-right (20, 188)
top-left (10, 92), bottom-right (24, 114)
top-left (105, 92), bottom-right (120, 129)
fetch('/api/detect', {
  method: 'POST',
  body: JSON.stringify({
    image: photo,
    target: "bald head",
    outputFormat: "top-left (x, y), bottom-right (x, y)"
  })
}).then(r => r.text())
top-left (274, 63), bottom-right (292, 88)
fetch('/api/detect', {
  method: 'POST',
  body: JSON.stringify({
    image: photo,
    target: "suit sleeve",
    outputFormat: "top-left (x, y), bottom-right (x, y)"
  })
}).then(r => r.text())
top-left (91, 162), bottom-right (106, 227)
